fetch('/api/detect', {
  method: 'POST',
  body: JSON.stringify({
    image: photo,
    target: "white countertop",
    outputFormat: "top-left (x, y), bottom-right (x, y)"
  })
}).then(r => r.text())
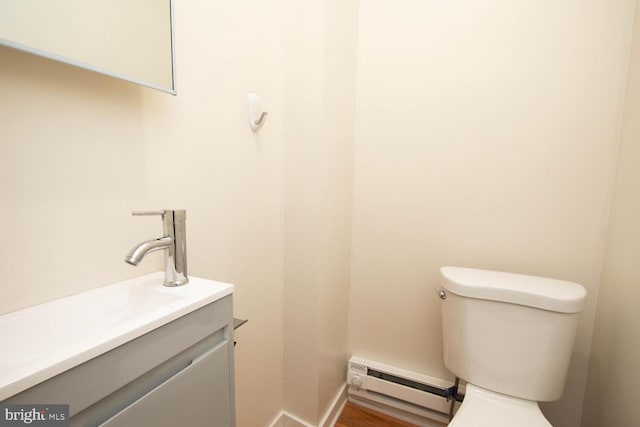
top-left (0, 272), bottom-right (234, 401)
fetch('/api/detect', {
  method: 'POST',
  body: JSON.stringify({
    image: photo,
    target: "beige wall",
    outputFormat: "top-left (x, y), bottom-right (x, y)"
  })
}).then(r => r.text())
top-left (583, 3), bottom-right (640, 426)
top-left (283, 0), bottom-right (324, 421)
top-left (316, 0), bottom-right (358, 418)
top-left (0, 1), bottom-right (285, 426)
top-left (283, 0), bottom-right (358, 423)
top-left (348, 1), bottom-right (635, 426)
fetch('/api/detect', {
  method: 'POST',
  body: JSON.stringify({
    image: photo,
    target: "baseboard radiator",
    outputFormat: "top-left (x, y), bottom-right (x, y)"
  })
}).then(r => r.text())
top-left (347, 357), bottom-right (464, 426)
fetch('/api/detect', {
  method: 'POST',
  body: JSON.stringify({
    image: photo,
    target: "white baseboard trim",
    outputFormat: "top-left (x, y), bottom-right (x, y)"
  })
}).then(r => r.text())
top-left (266, 411), bottom-right (286, 427)
top-left (266, 384), bottom-right (348, 427)
top-left (284, 412), bottom-right (315, 427)
top-left (320, 384), bottom-right (348, 427)
top-left (266, 410), bottom-right (314, 427)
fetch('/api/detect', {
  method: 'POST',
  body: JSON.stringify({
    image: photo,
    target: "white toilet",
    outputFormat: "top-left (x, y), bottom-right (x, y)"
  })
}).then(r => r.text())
top-left (438, 266), bottom-right (587, 427)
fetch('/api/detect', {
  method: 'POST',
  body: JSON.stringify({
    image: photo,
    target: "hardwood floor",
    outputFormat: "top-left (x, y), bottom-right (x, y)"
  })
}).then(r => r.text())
top-left (335, 403), bottom-right (419, 427)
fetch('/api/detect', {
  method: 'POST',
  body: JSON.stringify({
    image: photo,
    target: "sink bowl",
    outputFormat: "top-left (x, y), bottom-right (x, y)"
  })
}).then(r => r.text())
top-left (0, 272), bottom-right (233, 400)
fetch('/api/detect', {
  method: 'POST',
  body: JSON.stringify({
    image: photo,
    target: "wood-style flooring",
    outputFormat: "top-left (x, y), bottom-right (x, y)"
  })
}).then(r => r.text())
top-left (335, 403), bottom-right (419, 427)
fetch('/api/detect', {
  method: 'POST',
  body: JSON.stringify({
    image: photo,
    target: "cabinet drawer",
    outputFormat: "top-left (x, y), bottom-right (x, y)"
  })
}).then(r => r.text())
top-left (101, 340), bottom-right (231, 427)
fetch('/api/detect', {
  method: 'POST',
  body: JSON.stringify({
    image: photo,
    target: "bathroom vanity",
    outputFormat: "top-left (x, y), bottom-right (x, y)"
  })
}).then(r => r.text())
top-left (0, 272), bottom-right (236, 426)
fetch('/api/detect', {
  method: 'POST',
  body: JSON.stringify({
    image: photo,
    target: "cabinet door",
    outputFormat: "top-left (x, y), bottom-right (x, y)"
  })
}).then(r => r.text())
top-left (100, 341), bottom-right (232, 427)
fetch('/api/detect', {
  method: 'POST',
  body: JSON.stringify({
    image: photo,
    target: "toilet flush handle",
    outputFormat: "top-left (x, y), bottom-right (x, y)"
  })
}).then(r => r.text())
top-left (436, 288), bottom-right (447, 300)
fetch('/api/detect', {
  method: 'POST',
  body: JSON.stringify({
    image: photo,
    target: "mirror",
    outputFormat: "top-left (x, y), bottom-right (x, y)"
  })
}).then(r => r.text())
top-left (0, 0), bottom-right (176, 95)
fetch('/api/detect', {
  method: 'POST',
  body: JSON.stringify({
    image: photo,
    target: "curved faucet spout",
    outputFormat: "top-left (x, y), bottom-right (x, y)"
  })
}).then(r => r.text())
top-left (124, 236), bottom-right (172, 266)
top-left (125, 209), bottom-right (188, 287)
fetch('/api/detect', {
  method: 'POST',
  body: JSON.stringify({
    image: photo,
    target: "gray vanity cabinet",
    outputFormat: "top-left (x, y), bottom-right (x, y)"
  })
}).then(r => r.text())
top-left (4, 296), bottom-right (235, 427)
top-left (101, 341), bottom-right (231, 427)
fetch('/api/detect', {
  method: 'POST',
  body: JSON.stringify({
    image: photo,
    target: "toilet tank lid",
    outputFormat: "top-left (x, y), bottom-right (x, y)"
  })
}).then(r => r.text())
top-left (440, 267), bottom-right (587, 313)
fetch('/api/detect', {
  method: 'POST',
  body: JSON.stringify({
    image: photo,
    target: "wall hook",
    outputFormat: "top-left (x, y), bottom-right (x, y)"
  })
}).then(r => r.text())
top-left (248, 92), bottom-right (268, 132)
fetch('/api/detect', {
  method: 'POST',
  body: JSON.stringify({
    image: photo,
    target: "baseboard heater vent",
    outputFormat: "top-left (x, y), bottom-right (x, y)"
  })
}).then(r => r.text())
top-left (347, 357), bottom-right (464, 426)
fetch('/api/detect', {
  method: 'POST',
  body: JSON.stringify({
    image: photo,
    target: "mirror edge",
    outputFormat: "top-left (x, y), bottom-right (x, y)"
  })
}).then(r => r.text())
top-left (0, 0), bottom-right (177, 96)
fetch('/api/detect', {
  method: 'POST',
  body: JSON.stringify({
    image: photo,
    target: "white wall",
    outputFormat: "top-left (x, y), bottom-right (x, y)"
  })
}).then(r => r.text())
top-left (5, 2), bottom-right (640, 426)
top-left (582, 3), bottom-right (640, 426)
top-left (348, 1), bottom-right (635, 426)
top-left (316, 0), bottom-right (358, 418)
top-left (0, 1), bottom-right (285, 426)
top-left (283, 0), bottom-right (358, 423)
top-left (283, 0), bottom-right (325, 421)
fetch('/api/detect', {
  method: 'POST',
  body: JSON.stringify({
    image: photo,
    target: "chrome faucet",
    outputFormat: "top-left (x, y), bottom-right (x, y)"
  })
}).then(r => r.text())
top-left (125, 210), bottom-right (189, 287)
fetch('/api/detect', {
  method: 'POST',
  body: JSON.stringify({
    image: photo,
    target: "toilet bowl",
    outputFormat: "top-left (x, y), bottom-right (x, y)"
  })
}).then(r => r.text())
top-left (438, 267), bottom-right (586, 426)
top-left (449, 384), bottom-right (551, 427)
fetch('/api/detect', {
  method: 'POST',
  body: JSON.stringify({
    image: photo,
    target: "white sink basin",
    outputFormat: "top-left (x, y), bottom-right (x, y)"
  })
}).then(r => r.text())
top-left (0, 272), bottom-right (234, 401)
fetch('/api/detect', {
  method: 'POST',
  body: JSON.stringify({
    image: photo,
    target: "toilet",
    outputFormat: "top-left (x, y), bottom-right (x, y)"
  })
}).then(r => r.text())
top-left (438, 266), bottom-right (587, 427)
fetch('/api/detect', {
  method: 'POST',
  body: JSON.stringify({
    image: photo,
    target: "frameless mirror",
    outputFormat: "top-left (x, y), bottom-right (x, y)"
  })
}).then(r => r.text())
top-left (0, 0), bottom-right (176, 95)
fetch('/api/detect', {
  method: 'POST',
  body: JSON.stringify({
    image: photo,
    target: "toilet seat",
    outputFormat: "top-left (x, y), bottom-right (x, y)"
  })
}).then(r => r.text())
top-left (449, 384), bottom-right (552, 427)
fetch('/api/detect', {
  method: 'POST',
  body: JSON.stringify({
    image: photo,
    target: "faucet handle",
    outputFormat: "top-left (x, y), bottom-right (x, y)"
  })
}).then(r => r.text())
top-left (132, 210), bottom-right (166, 217)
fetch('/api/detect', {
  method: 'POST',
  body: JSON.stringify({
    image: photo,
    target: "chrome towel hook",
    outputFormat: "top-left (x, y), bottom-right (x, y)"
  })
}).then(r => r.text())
top-left (248, 92), bottom-right (268, 132)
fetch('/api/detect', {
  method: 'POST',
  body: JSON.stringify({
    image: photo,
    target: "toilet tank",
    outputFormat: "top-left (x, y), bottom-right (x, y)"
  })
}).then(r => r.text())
top-left (439, 267), bottom-right (586, 402)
